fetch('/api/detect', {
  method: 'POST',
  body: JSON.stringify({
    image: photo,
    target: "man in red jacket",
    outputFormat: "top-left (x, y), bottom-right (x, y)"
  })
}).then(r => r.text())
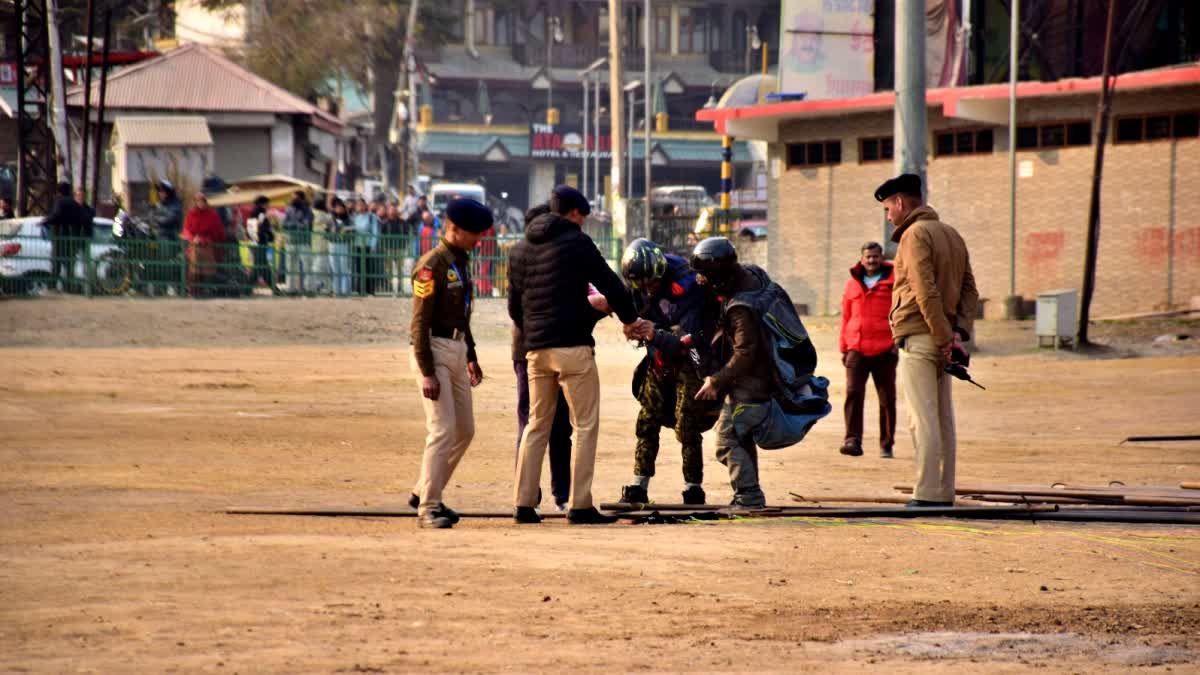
top-left (838, 241), bottom-right (897, 458)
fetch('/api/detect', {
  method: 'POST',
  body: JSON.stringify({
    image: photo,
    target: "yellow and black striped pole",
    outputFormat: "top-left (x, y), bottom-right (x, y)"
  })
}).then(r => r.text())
top-left (720, 135), bottom-right (733, 210)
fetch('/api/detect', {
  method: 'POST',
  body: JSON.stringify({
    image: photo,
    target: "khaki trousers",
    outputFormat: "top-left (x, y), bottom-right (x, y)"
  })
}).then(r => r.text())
top-left (897, 333), bottom-right (956, 502)
top-left (410, 337), bottom-right (475, 516)
top-left (514, 346), bottom-right (600, 510)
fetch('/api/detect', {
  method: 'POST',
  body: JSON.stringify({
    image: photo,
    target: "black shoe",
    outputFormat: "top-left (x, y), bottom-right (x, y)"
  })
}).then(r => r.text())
top-left (880, 447), bottom-right (894, 459)
top-left (681, 485), bottom-right (706, 505)
top-left (418, 513), bottom-right (453, 529)
top-left (513, 506), bottom-right (542, 524)
top-left (905, 499), bottom-right (954, 508)
top-left (408, 493), bottom-right (419, 509)
top-left (567, 507), bottom-right (619, 525)
top-left (619, 484), bottom-right (649, 504)
top-left (839, 440), bottom-right (863, 457)
top-left (728, 496), bottom-right (766, 511)
top-left (434, 503), bottom-right (460, 525)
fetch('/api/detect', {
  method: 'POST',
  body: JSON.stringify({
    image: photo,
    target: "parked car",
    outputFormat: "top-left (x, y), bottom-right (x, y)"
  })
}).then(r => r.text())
top-left (736, 219), bottom-right (768, 241)
top-left (429, 182), bottom-right (486, 218)
top-left (0, 216), bottom-right (119, 294)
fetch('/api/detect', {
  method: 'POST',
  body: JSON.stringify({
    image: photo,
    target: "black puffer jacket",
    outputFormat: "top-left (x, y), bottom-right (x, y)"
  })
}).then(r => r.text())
top-left (508, 212), bottom-right (636, 352)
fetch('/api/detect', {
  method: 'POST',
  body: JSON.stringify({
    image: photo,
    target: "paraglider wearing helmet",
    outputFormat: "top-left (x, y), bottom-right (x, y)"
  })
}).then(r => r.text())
top-left (689, 236), bottom-right (739, 292)
top-left (620, 238), bottom-right (668, 290)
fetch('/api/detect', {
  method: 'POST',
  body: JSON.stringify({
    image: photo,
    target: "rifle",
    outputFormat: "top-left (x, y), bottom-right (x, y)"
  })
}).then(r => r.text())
top-left (944, 347), bottom-right (985, 390)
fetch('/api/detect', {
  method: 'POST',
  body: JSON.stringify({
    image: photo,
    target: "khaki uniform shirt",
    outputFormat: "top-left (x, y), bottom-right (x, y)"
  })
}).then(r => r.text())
top-left (411, 240), bottom-right (477, 376)
top-left (889, 206), bottom-right (979, 347)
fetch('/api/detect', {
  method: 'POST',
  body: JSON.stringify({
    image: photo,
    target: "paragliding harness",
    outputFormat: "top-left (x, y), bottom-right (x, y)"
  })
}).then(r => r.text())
top-left (721, 265), bottom-right (831, 449)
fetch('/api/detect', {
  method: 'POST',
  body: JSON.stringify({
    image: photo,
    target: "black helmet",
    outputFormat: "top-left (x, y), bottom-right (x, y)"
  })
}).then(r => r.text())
top-left (689, 236), bottom-right (739, 288)
top-left (620, 238), bottom-right (668, 289)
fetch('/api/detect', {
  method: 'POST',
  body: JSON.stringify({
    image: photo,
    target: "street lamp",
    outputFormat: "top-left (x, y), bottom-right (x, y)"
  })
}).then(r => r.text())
top-left (546, 16), bottom-right (564, 125)
top-left (579, 57), bottom-right (608, 204)
top-left (623, 79), bottom-right (642, 198)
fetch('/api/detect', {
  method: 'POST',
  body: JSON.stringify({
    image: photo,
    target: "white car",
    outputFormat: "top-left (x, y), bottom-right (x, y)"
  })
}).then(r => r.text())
top-left (0, 216), bottom-right (119, 294)
top-left (429, 182), bottom-right (486, 217)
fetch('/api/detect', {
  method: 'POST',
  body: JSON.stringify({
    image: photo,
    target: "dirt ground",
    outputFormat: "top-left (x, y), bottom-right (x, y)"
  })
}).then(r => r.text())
top-left (1, 296), bottom-right (1198, 673)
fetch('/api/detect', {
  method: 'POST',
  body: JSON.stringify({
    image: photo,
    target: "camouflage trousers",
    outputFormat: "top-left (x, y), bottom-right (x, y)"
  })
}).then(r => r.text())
top-left (634, 365), bottom-right (712, 484)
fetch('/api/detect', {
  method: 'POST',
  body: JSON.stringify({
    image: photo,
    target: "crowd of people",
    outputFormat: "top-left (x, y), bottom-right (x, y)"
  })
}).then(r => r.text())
top-left (405, 175), bottom-right (979, 529)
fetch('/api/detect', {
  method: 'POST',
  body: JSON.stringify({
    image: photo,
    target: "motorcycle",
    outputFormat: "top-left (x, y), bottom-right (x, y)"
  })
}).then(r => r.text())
top-left (96, 210), bottom-right (162, 295)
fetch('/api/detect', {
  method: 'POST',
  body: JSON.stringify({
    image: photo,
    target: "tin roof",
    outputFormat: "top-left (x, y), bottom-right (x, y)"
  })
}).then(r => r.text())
top-left (113, 116), bottom-right (213, 146)
top-left (66, 43), bottom-right (342, 133)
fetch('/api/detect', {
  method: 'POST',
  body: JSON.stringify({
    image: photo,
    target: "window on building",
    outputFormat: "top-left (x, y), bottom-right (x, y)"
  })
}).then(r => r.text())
top-left (679, 7), bottom-right (708, 53)
top-left (1114, 111), bottom-right (1200, 143)
top-left (474, 8), bottom-right (490, 45)
top-left (1015, 120), bottom-right (1092, 150)
top-left (1067, 121), bottom-right (1092, 145)
top-left (859, 136), bottom-right (893, 162)
top-left (654, 5), bottom-right (671, 52)
top-left (787, 140), bottom-right (842, 168)
top-left (934, 128), bottom-right (993, 156)
top-left (494, 9), bottom-right (511, 46)
top-left (598, 6), bottom-right (609, 46)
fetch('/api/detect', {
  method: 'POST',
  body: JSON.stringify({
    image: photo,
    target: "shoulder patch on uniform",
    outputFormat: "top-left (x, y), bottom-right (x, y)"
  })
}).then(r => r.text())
top-left (417, 268), bottom-right (434, 282)
top-left (413, 279), bottom-right (434, 298)
top-left (670, 282), bottom-right (685, 297)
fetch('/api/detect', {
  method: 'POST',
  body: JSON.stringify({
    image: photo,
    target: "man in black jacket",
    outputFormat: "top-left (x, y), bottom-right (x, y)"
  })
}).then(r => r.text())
top-left (508, 186), bottom-right (650, 525)
top-left (44, 182), bottom-right (88, 291)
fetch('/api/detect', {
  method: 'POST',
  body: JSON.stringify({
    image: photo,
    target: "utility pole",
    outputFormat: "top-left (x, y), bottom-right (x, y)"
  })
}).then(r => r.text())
top-left (1006, 0), bottom-right (1019, 317)
top-left (1077, 0), bottom-right (1117, 347)
top-left (91, 8), bottom-right (111, 207)
top-left (404, 0), bottom-right (421, 192)
top-left (892, 0), bottom-right (927, 243)
top-left (608, 0), bottom-right (624, 211)
top-left (643, 0), bottom-right (651, 236)
top-left (80, 0), bottom-right (96, 195)
top-left (46, 0), bottom-right (70, 183)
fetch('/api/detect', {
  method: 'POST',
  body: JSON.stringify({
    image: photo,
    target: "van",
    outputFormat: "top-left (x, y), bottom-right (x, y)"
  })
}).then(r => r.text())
top-left (429, 182), bottom-right (486, 216)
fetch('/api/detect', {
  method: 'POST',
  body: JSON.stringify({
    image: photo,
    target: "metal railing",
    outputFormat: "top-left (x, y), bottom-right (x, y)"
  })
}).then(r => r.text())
top-left (0, 232), bottom-right (625, 300)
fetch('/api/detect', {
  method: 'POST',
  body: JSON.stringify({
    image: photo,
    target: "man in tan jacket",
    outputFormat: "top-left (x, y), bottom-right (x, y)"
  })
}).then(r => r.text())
top-left (875, 174), bottom-right (978, 507)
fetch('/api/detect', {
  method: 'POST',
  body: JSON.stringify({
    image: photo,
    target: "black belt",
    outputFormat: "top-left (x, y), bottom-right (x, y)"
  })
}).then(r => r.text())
top-left (431, 326), bottom-right (467, 340)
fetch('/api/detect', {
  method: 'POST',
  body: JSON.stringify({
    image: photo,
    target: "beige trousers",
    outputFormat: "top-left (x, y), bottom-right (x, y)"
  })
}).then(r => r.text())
top-left (410, 337), bottom-right (475, 516)
top-left (514, 346), bottom-right (600, 510)
top-left (897, 333), bottom-right (957, 502)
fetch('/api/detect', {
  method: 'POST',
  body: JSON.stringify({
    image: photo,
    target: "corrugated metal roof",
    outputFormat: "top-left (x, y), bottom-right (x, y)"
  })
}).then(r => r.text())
top-left (66, 43), bottom-right (342, 132)
top-left (113, 116), bottom-right (213, 146)
top-left (629, 138), bottom-right (753, 163)
top-left (417, 131), bottom-right (530, 157)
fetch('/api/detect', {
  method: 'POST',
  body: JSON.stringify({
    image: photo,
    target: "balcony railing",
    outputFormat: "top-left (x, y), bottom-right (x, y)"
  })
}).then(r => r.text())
top-left (709, 47), bottom-right (779, 74)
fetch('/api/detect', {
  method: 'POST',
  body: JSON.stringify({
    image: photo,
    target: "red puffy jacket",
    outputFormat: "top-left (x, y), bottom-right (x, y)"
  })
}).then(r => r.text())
top-left (839, 261), bottom-right (895, 356)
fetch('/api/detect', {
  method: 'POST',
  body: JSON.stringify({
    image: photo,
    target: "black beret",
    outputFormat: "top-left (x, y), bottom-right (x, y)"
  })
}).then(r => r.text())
top-left (445, 198), bottom-right (493, 233)
top-left (874, 173), bottom-right (922, 202)
top-left (550, 185), bottom-right (591, 216)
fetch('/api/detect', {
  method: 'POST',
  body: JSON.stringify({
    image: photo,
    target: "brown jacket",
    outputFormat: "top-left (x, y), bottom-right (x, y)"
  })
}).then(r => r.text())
top-left (410, 240), bottom-right (477, 377)
top-left (710, 266), bottom-right (774, 403)
top-left (889, 206), bottom-right (979, 347)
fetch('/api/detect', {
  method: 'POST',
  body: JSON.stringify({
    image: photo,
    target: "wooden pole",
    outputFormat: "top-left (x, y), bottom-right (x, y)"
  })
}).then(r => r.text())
top-left (1076, 0), bottom-right (1117, 347)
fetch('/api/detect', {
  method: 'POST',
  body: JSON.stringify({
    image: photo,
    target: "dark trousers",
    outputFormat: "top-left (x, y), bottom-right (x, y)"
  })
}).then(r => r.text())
top-left (51, 237), bottom-right (79, 290)
top-left (252, 245), bottom-right (272, 286)
top-left (514, 359), bottom-right (572, 505)
top-left (843, 350), bottom-right (898, 451)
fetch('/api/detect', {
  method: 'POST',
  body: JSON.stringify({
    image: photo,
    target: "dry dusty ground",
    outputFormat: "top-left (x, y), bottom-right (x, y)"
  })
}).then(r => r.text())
top-left (1, 296), bottom-right (1199, 674)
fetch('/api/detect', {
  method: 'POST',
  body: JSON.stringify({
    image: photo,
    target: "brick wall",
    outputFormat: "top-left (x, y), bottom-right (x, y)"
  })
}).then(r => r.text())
top-left (768, 85), bottom-right (1200, 318)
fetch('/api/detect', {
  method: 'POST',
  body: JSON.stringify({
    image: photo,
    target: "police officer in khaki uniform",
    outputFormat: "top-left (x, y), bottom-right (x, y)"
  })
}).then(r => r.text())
top-left (407, 198), bottom-right (493, 529)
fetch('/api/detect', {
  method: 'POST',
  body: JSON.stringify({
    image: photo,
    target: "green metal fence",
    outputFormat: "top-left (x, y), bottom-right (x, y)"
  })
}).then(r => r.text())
top-left (0, 231), bottom-right (625, 299)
